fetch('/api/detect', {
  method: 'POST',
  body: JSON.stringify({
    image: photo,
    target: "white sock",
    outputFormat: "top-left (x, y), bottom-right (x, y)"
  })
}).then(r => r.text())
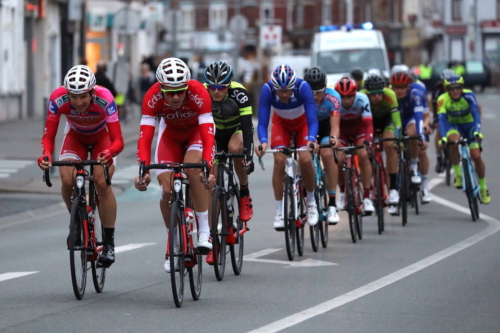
top-left (306, 190), bottom-right (315, 204)
top-left (411, 159), bottom-right (419, 171)
top-left (195, 210), bottom-right (210, 235)
top-left (421, 174), bottom-right (429, 191)
top-left (276, 200), bottom-right (282, 215)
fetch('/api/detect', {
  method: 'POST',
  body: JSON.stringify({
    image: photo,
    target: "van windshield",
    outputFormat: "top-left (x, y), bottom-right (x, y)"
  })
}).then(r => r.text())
top-left (316, 49), bottom-right (386, 73)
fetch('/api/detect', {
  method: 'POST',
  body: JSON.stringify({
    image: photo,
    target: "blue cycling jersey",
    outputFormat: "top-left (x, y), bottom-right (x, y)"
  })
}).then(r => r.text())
top-left (413, 81), bottom-right (430, 113)
top-left (257, 78), bottom-right (318, 143)
top-left (397, 82), bottom-right (425, 136)
top-left (316, 87), bottom-right (341, 122)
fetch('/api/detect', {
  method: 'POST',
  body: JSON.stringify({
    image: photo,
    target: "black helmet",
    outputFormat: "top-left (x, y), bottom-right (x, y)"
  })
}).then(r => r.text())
top-left (304, 67), bottom-right (327, 90)
top-left (350, 67), bottom-right (364, 81)
top-left (364, 73), bottom-right (386, 92)
top-left (204, 61), bottom-right (233, 85)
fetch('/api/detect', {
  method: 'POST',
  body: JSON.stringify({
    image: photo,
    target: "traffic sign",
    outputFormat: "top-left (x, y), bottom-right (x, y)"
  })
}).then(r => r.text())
top-left (260, 25), bottom-right (282, 48)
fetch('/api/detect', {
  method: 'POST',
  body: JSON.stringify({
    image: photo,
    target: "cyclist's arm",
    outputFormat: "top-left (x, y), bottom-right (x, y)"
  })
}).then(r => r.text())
top-left (326, 93), bottom-right (341, 138)
top-left (198, 112), bottom-right (216, 170)
top-left (300, 81), bottom-right (318, 141)
top-left (410, 89), bottom-right (425, 136)
top-left (257, 84), bottom-right (273, 144)
top-left (360, 95), bottom-right (374, 141)
top-left (233, 83), bottom-right (254, 162)
top-left (437, 94), bottom-right (451, 139)
top-left (105, 121), bottom-right (124, 156)
top-left (464, 92), bottom-right (481, 133)
top-left (40, 96), bottom-right (63, 157)
top-left (385, 89), bottom-right (402, 128)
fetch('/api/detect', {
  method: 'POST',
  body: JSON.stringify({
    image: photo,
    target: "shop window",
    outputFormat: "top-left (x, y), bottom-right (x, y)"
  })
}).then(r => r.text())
top-left (452, 0), bottom-right (462, 22)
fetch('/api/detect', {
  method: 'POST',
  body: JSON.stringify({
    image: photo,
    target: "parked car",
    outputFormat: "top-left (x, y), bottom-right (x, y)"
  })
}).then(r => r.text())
top-left (463, 60), bottom-right (490, 92)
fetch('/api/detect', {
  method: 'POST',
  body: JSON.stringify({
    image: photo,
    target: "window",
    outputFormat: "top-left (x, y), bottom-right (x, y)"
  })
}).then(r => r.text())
top-left (179, 3), bottom-right (194, 32)
top-left (322, 0), bottom-right (332, 25)
top-left (261, 2), bottom-right (274, 25)
top-left (452, 0), bottom-right (462, 21)
top-left (497, 0), bottom-right (500, 19)
top-left (296, 4), bottom-right (304, 27)
top-left (209, 3), bottom-right (227, 30)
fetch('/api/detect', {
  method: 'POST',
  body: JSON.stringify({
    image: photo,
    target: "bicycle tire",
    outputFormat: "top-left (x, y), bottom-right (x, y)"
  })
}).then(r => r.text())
top-left (316, 176), bottom-right (328, 248)
top-left (346, 168), bottom-right (357, 243)
top-left (69, 197), bottom-right (88, 300)
top-left (412, 183), bottom-right (419, 215)
top-left (463, 160), bottom-right (479, 222)
top-left (283, 178), bottom-right (296, 261)
top-left (374, 162), bottom-right (384, 235)
top-left (188, 254), bottom-right (202, 300)
top-left (445, 157), bottom-right (451, 187)
top-left (169, 201), bottom-right (185, 308)
top-left (230, 190), bottom-right (244, 275)
top-left (354, 170), bottom-right (363, 240)
top-left (296, 184), bottom-right (306, 257)
top-left (90, 187), bottom-right (106, 293)
top-left (211, 187), bottom-right (227, 281)
top-left (399, 160), bottom-right (408, 226)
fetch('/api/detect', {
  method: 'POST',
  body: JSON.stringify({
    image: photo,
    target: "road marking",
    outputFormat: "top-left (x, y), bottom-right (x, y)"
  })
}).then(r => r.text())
top-left (112, 164), bottom-right (139, 185)
top-left (115, 243), bottom-right (157, 253)
top-left (247, 179), bottom-right (500, 333)
top-left (482, 113), bottom-right (496, 119)
top-left (0, 160), bottom-right (33, 177)
top-left (243, 248), bottom-right (337, 268)
top-left (0, 272), bottom-right (38, 282)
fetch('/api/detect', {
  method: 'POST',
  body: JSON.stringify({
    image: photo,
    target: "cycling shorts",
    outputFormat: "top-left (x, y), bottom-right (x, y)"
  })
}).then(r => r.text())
top-left (59, 127), bottom-right (117, 165)
top-left (372, 114), bottom-right (394, 134)
top-left (446, 122), bottom-right (480, 149)
top-left (339, 120), bottom-right (365, 146)
top-left (318, 118), bottom-right (331, 145)
top-left (270, 113), bottom-right (309, 148)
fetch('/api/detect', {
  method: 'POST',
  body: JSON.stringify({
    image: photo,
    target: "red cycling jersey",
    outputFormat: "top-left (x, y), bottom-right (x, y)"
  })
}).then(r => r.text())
top-left (40, 86), bottom-right (124, 158)
top-left (137, 80), bottom-right (215, 169)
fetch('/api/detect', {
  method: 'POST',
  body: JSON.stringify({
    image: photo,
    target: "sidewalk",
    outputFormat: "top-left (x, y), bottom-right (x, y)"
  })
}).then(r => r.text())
top-left (0, 117), bottom-right (140, 194)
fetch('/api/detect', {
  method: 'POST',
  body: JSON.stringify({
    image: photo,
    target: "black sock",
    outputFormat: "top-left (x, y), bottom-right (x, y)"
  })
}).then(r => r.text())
top-left (104, 227), bottom-right (115, 247)
top-left (240, 183), bottom-right (250, 197)
top-left (389, 173), bottom-right (397, 190)
top-left (328, 196), bottom-right (336, 207)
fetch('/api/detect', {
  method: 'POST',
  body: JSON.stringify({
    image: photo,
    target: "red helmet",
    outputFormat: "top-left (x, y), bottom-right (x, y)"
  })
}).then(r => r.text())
top-left (335, 77), bottom-right (357, 96)
top-left (390, 71), bottom-right (413, 85)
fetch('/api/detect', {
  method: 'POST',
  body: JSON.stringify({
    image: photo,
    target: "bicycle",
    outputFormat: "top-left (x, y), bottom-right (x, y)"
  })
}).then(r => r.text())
top-left (334, 143), bottom-right (367, 243)
top-left (312, 143), bottom-right (332, 251)
top-left (445, 138), bottom-right (482, 221)
top-left (43, 158), bottom-right (110, 300)
top-left (139, 160), bottom-right (209, 308)
top-left (211, 150), bottom-right (250, 281)
top-left (442, 144), bottom-right (452, 187)
top-left (258, 144), bottom-right (309, 261)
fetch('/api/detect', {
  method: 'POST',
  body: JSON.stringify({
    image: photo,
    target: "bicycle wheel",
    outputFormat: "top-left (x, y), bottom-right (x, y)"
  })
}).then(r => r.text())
top-left (399, 160), bottom-right (408, 226)
top-left (296, 184), bottom-right (305, 257)
top-left (354, 171), bottom-right (363, 240)
top-left (283, 178), bottom-right (296, 261)
top-left (445, 156), bottom-right (451, 187)
top-left (317, 176), bottom-right (329, 248)
top-left (230, 190), bottom-right (244, 275)
top-left (169, 201), bottom-right (185, 308)
top-left (374, 162), bottom-right (384, 235)
top-left (188, 254), bottom-right (202, 300)
top-left (211, 187), bottom-right (227, 281)
top-left (463, 161), bottom-right (479, 222)
top-left (345, 169), bottom-right (357, 243)
top-left (69, 197), bottom-right (88, 300)
top-left (412, 183), bottom-right (419, 215)
top-left (90, 188), bottom-right (106, 293)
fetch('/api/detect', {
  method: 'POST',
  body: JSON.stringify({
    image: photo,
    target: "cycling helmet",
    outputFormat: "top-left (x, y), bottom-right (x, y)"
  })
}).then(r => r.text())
top-left (391, 64), bottom-right (410, 75)
top-left (271, 64), bottom-right (296, 90)
top-left (204, 61), bottom-right (233, 85)
top-left (390, 71), bottom-right (413, 85)
top-left (156, 57), bottom-right (191, 87)
top-left (63, 65), bottom-right (96, 94)
top-left (367, 68), bottom-right (382, 77)
top-left (364, 74), bottom-right (386, 92)
top-left (350, 67), bottom-right (364, 81)
top-left (440, 68), bottom-right (457, 80)
top-left (335, 77), bottom-right (357, 96)
top-left (304, 67), bottom-right (327, 90)
top-left (443, 74), bottom-right (464, 86)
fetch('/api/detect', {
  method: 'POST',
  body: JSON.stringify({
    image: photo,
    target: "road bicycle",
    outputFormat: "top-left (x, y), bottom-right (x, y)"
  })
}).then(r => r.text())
top-left (446, 138), bottom-right (482, 221)
top-left (334, 143), bottom-right (367, 243)
top-left (258, 144), bottom-right (309, 261)
top-left (139, 160), bottom-right (209, 308)
top-left (312, 143), bottom-right (332, 251)
top-left (211, 150), bottom-right (249, 281)
top-left (43, 158), bottom-right (110, 300)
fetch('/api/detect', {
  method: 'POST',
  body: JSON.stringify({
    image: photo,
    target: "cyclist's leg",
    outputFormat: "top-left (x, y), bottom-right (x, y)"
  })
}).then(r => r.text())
top-left (467, 127), bottom-right (489, 203)
top-left (446, 127), bottom-right (462, 188)
top-left (355, 136), bottom-right (374, 212)
top-left (270, 119), bottom-right (289, 221)
top-left (336, 136), bottom-right (348, 209)
top-left (405, 120), bottom-right (421, 183)
top-left (228, 129), bottom-right (253, 221)
top-left (296, 123), bottom-right (318, 222)
top-left (383, 125), bottom-right (399, 206)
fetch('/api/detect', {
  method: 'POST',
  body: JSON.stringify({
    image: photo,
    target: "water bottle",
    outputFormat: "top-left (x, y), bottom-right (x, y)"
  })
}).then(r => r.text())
top-left (185, 208), bottom-right (197, 248)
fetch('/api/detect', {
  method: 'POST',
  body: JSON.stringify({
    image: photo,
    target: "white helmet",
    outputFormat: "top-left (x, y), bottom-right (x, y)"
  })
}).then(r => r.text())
top-left (63, 65), bottom-right (96, 94)
top-left (391, 64), bottom-right (410, 75)
top-left (156, 57), bottom-right (191, 87)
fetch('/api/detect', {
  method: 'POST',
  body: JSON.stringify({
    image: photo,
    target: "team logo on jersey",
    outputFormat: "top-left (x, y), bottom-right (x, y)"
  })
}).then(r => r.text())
top-left (231, 90), bottom-right (249, 104)
top-left (189, 94), bottom-right (204, 108)
top-left (94, 96), bottom-right (108, 109)
top-left (165, 110), bottom-right (196, 120)
top-left (48, 100), bottom-right (58, 114)
top-left (55, 95), bottom-right (69, 107)
top-left (148, 92), bottom-right (163, 108)
top-left (106, 103), bottom-right (117, 116)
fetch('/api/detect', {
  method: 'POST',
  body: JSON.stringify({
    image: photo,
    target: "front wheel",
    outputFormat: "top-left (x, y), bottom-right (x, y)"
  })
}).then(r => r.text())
top-left (91, 193), bottom-right (106, 293)
top-left (346, 169), bottom-right (357, 243)
top-left (399, 160), bottom-right (409, 227)
top-left (211, 187), bottom-right (227, 281)
top-left (69, 197), bottom-right (88, 300)
top-left (463, 161), bottom-right (479, 222)
top-left (169, 201), bottom-right (185, 308)
top-left (188, 254), bottom-right (202, 300)
top-left (283, 178), bottom-right (296, 261)
top-left (296, 184), bottom-right (305, 257)
top-left (230, 189), bottom-right (244, 275)
top-left (374, 162), bottom-right (384, 235)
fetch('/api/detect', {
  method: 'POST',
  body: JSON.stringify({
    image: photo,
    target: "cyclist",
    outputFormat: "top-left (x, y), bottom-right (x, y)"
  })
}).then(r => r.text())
top-left (38, 65), bottom-right (124, 268)
top-left (304, 67), bottom-right (341, 224)
top-left (255, 64), bottom-right (319, 230)
top-left (361, 73), bottom-right (402, 214)
top-left (335, 77), bottom-right (375, 214)
top-left (437, 74), bottom-right (490, 204)
top-left (350, 67), bottom-right (365, 91)
top-left (134, 57), bottom-right (216, 272)
top-left (203, 61), bottom-right (254, 264)
top-left (391, 71), bottom-right (432, 203)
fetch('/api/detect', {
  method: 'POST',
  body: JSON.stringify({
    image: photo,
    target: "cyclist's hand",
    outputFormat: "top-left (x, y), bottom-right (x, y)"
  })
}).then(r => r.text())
top-left (474, 131), bottom-right (483, 142)
top-left (255, 143), bottom-right (267, 157)
top-left (330, 136), bottom-right (340, 149)
top-left (97, 150), bottom-right (113, 166)
top-left (134, 173), bottom-right (150, 191)
top-left (243, 160), bottom-right (254, 174)
top-left (424, 125), bottom-right (432, 135)
top-left (439, 137), bottom-right (448, 147)
top-left (308, 141), bottom-right (319, 154)
top-left (200, 171), bottom-right (216, 190)
top-left (37, 154), bottom-right (52, 170)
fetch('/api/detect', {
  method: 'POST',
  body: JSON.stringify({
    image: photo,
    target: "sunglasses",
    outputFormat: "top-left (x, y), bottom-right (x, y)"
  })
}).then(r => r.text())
top-left (368, 90), bottom-right (384, 95)
top-left (208, 84), bottom-right (229, 91)
top-left (447, 85), bottom-right (463, 91)
top-left (311, 88), bottom-right (326, 95)
top-left (392, 85), bottom-right (408, 89)
top-left (161, 85), bottom-right (188, 96)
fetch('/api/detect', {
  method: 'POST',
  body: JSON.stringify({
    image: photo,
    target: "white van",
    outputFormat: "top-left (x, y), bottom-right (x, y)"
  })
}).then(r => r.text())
top-left (311, 24), bottom-right (390, 87)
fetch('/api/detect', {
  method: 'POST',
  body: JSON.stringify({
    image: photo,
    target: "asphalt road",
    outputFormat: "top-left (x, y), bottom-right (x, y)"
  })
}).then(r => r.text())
top-left (1, 92), bottom-right (500, 333)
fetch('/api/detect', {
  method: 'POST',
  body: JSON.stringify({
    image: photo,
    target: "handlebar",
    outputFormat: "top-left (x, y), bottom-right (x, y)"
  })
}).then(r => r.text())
top-left (43, 157), bottom-right (110, 187)
top-left (139, 160), bottom-right (210, 185)
top-left (333, 144), bottom-right (367, 165)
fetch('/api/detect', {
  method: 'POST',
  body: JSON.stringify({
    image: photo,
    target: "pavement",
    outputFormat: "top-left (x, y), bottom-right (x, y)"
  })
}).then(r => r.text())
top-left (0, 116), bottom-right (140, 195)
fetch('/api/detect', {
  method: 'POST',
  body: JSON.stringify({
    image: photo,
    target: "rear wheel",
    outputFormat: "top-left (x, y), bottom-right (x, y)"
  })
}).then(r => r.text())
top-left (296, 184), bottom-right (305, 257)
top-left (230, 190), bottom-right (244, 275)
top-left (374, 162), bottom-right (384, 235)
top-left (69, 197), bottom-right (88, 300)
top-left (91, 189), bottom-right (106, 293)
top-left (354, 171), bottom-right (363, 240)
top-left (445, 155), bottom-right (451, 187)
top-left (169, 202), bottom-right (185, 308)
top-left (211, 187), bottom-right (227, 281)
top-left (188, 254), bottom-right (202, 300)
top-left (283, 178), bottom-right (296, 261)
top-left (346, 169), bottom-right (357, 243)
top-left (463, 161), bottom-right (479, 222)
top-left (399, 160), bottom-right (408, 226)
top-left (316, 176), bottom-right (328, 249)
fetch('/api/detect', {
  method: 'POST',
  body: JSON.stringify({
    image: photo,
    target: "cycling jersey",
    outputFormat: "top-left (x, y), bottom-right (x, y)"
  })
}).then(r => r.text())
top-left (339, 92), bottom-right (373, 144)
top-left (316, 87), bottom-right (341, 143)
top-left (138, 80), bottom-right (215, 169)
top-left (203, 81), bottom-right (254, 162)
top-left (360, 87), bottom-right (402, 134)
top-left (396, 82), bottom-right (425, 136)
top-left (412, 80), bottom-right (430, 114)
top-left (257, 78), bottom-right (318, 146)
top-left (437, 89), bottom-right (481, 140)
top-left (41, 85), bottom-right (124, 159)
top-left (431, 81), bottom-right (446, 124)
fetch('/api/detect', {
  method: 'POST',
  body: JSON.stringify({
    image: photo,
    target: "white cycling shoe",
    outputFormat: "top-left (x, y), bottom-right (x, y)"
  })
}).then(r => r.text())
top-left (421, 189), bottom-right (432, 203)
top-left (274, 213), bottom-right (284, 231)
top-left (327, 206), bottom-right (339, 225)
top-left (164, 257), bottom-right (179, 273)
top-left (306, 203), bottom-right (319, 226)
top-left (388, 189), bottom-right (400, 205)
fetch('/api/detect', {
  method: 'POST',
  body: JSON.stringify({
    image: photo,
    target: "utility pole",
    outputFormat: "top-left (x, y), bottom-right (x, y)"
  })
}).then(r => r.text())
top-left (345, 0), bottom-right (353, 24)
top-left (232, 0), bottom-right (241, 75)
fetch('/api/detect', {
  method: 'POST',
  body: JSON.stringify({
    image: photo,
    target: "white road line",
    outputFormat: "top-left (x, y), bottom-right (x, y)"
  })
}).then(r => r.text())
top-left (0, 174), bottom-right (9, 178)
top-left (0, 272), bottom-right (39, 282)
top-left (0, 169), bottom-right (19, 173)
top-left (247, 180), bottom-right (500, 333)
top-left (244, 248), bottom-right (337, 268)
top-left (0, 160), bottom-right (34, 166)
top-left (114, 243), bottom-right (157, 253)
